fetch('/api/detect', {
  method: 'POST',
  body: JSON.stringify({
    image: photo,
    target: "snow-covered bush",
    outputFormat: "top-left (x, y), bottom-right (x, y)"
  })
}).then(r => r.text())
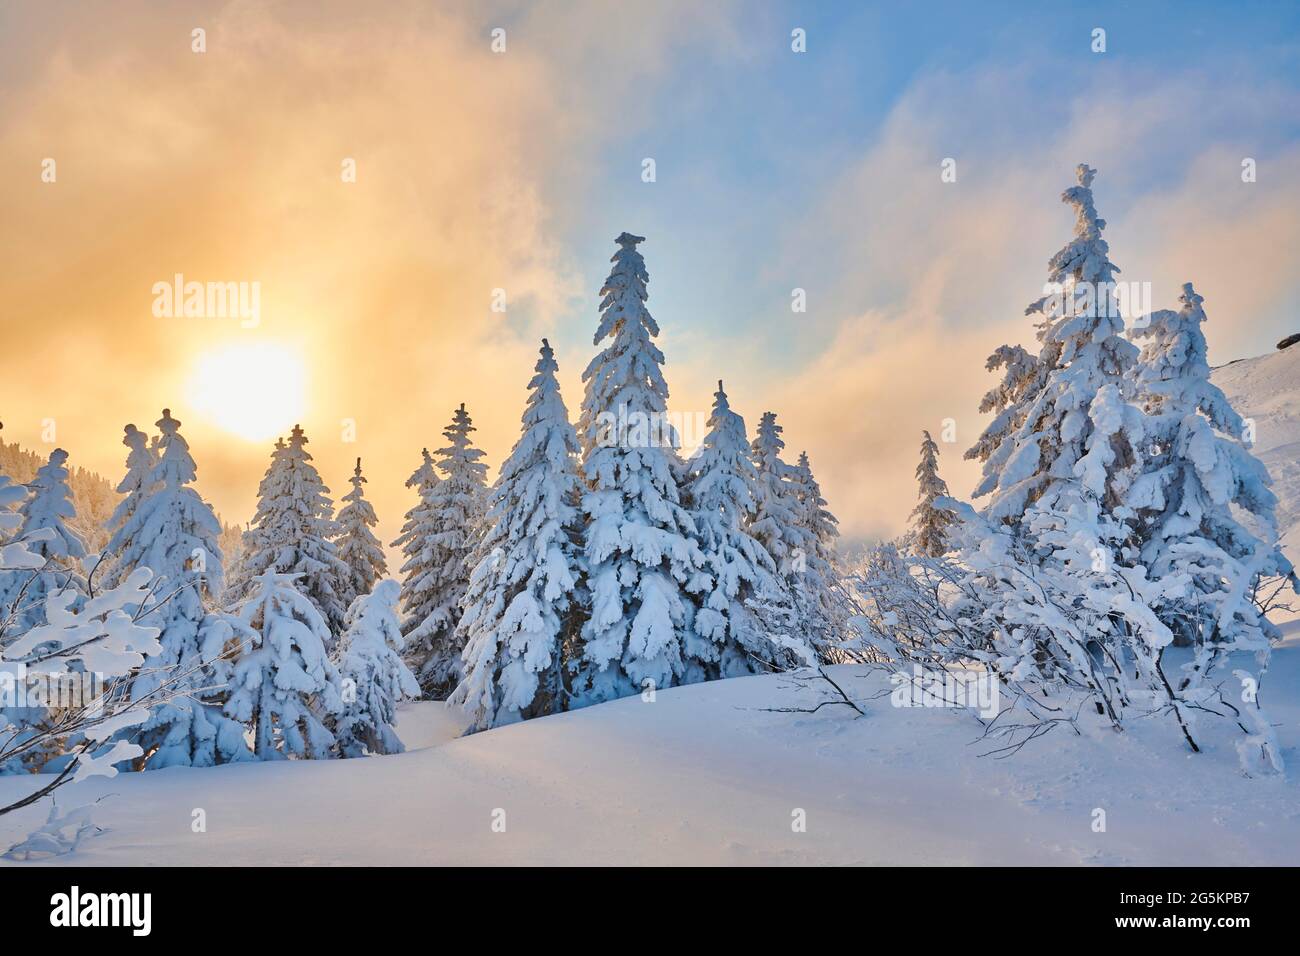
top-left (1, 566), bottom-right (164, 815)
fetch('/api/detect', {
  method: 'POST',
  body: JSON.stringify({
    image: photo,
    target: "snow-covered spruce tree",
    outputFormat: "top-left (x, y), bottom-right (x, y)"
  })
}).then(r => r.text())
top-left (392, 448), bottom-right (439, 644)
top-left (232, 425), bottom-right (350, 637)
top-left (788, 450), bottom-right (846, 656)
top-left (1128, 284), bottom-right (1297, 758)
top-left (747, 411), bottom-right (845, 656)
top-left (748, 412), bottom-right (805, 576)
top-left (332, 579), bottom-right (419, 756)
top-left (572, 232), bottom-right (705, 705)
top-left (333, 457), bottom-right (387, 614)
top-left (933, 168), bottom-right (1214, 757)
top-left (100, 424), bottom-right (158, 592)
top-left (400, 405), bottom-right (488, 698)
top-left (116, 409), bottom-right (251, 769)
top-left (451, 340), bottom-right (583, 730)
top-left (229, 571), bottom-right (345, 759)
top-left (0, 449), bottom-right (87, 632)
top-left (681, 381), bottom-right (784, 681)
top-left (910, 431), bottom-right (956, 557)
top-left (969, 164), bottom-right (1140, 524)
top-left (964, 345), bottom-right (1046, 481)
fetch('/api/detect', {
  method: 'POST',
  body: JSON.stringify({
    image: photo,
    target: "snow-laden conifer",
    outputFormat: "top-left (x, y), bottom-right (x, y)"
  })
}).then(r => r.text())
top-left (0, 449), bottom-right (87, 631)
top-left (116, 410), bottom-right (251, 768)
top-left (334, 457), bottom-right (387, 614)
top-left (401, 405), bottom-right (488, 698)
top-left (682, 381), bottom-right (782, 680)
top-left (970, 164), bottom-right (1142, 524)
top-left (748, 412), bottom-right (805, 575)
top-left (332, 579), bottom-right (419, 756)
top-left (910, 431), bottom-right (956, 557)
top-left (572, 233), bottom-right (704, 704)
top-left (452, 340), bottom-right (583, 729)
top-left (100, 424), bottom-right (159, 591)
top-left (229, 571), bottom-right (344, 759)
top-left (1128, 283), bottom-right (1297, 738)
top-left (230, 425), bottom-right (350, 635)
top-left (788, 450), bottom-right (845, 654)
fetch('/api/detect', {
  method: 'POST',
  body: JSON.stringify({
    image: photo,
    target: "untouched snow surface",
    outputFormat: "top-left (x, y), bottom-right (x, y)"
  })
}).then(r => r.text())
top-left (3, 636), bottom-right (1299, 866)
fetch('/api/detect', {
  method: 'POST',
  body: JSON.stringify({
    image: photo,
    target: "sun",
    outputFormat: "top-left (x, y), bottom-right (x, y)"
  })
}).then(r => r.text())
top-left (187, 342), bottom-right (307, 443)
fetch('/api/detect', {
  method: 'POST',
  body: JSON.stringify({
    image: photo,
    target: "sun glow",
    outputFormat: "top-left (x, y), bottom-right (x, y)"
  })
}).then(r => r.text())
top-left (188, 342), bottom-right (307, 443)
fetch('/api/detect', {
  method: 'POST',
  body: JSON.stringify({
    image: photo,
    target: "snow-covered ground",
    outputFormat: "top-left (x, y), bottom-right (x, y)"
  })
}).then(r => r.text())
top-left (3, 633), bottom-right (1298, 866)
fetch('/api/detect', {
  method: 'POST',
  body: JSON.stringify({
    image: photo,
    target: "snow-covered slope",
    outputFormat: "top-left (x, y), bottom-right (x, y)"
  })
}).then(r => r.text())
top-left (1214, 344), bottom-right (1300, 567)
top-left (4, 643), bottom-right (1299, 866)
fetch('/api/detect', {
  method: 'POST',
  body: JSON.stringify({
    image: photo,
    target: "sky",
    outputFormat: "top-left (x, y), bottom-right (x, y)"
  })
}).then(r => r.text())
top-left (2, 0), bottom-right (1299, 556)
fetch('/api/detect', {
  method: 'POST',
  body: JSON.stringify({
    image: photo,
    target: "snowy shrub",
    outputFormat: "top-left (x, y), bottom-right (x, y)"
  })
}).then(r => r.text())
top-left (1, 564), bottom-right (164, 814)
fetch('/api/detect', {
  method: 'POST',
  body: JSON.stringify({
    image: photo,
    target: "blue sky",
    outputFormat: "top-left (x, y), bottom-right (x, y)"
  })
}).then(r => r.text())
top-left (3, 0), bottom-right (1298, 548)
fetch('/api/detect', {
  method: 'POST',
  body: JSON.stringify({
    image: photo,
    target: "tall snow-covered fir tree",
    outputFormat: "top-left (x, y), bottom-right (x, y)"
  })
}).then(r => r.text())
top-left (115, 409), bottom-right (251, 769)
top-left (230, 425), bottom-right (350, 636)
top-left (788, 449), bottom-right (844, 653)
top-left (400, 404), bottom-right (488, 698)
top-left (333, 457), bottom-right (386, 615)
top-left (229, 571), bottom-right (344, 760)
top-left (935, 168), bottom-right (1218, 763)
top-left (101, 424), bottom-right (158, 591)
top-left (392, 448), bottom-right (440, 646)
top-left (909, 431), bottom-right (955, 557)
top-left (333, 578), bottom-right (420, 756)
top-left (451, 340), bottom-right (584, 730)
top-left (0, 448), bottom-right (87, 632)
top-left (967, 164), bottom-right (1141, 526)
top-left (681, 381), bottom-right (782, 680)
top-left (572, 232), bottom-right (704, 705)
top-left (748, 412), bottom-right (805, 576)
top-left (1129, 282), bottom-right (1298, 656)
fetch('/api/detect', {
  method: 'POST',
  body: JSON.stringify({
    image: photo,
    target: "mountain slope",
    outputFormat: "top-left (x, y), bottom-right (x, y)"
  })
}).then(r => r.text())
top-left (1212, 344), bottom-right (1300, 568)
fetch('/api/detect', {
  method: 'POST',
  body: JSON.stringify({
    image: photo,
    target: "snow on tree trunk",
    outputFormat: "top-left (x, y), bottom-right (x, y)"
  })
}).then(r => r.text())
top-left (450, 339), bottom-right (584, 730)
top-left (571, 232), bottom-right (704, 705)
top-left (333, 457), bottom-right (387, 615)
top-left (227, 425), bottom-right (351, 638)
top-left (229, 571), bottom-right (344, 759)
top-left (331, 579), bottom-right (419, 756)
top-left (400, 405), bottom-right (488, 699)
